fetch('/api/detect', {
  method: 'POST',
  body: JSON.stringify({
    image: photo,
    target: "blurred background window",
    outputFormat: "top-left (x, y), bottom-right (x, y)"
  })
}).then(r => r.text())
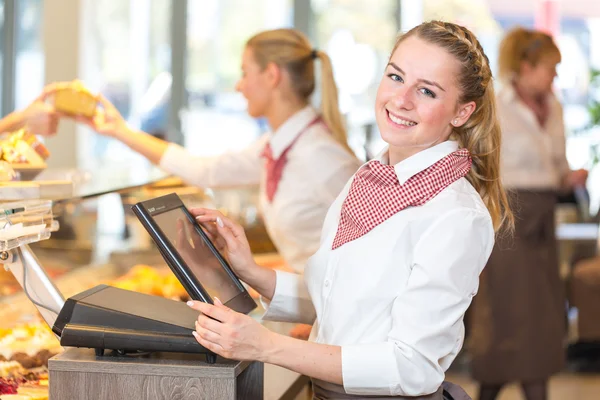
top-left (15, 0), bottom-right (43, 110)
top-left (79, 0), bottom-right (171, 171)
top-left (182, 0), bottom-right (293, 158)
top-left (312, 0), bottom-right (399, 159)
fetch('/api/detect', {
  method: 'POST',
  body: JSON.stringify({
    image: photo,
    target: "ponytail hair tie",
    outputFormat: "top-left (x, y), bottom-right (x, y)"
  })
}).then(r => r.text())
top-left (311, 49), bottom-right (319, 59)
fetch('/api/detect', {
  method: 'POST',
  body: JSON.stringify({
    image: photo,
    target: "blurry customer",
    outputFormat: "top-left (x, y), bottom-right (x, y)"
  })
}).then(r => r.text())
top-left (469, 27), bottom-right (587, 400)
top-left (0, 89), bottom-right (60, 136)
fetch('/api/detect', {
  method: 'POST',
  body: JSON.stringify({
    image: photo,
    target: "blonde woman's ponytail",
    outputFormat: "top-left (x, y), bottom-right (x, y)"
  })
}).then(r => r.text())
top-left (314, 50), bottom-right (351, 152)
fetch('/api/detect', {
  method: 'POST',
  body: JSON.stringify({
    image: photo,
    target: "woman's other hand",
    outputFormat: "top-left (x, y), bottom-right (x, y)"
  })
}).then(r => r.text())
top-left (190, 208), bottom-right (257, 279)
top-left (83, 94), bottom-right (131, 138)
top-left (188, 298), bottom-right (278, 362)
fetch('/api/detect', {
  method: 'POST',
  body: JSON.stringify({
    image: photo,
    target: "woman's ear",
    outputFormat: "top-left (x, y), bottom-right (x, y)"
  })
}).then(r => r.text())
top-left (519, 60), bottom-right (535, 77)
top-left (453, 101), bottom-right (476, 127)
top-left (264, 62), bottom-right (282, 88)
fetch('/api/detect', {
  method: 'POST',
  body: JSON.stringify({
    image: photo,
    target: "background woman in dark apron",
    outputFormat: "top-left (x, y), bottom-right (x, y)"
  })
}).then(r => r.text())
top-left (468, 27), bottom-right (588, 400)
top-left (186, 21), bottom-right (513, 399)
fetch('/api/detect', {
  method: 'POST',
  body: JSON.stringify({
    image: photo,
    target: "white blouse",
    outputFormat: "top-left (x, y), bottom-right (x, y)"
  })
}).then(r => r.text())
top-left (262, 141), bottom-right (495, 396)
top-left (496, 83), bottom-right (570, 190)
top-left (160, 106), bottom-right (361, 272)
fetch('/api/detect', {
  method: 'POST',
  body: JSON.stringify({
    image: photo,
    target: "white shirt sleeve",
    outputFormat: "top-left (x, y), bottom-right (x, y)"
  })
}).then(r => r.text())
top-left (158, 135), bottom-right (268, 188)
top-left (260, 270), bottom-right (316, 324)
top-left (341, 208), bottom-right (494, 396)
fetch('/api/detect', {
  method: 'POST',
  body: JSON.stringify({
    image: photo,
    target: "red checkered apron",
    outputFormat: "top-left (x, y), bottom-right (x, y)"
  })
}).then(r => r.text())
top-left (261, 116), bottom-right (323, 202)
top-left (332, 148), bottom-right (472, 250)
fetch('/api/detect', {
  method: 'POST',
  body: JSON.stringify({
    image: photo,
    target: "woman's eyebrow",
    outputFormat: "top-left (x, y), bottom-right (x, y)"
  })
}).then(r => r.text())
top-left (387, 62), bottom-right (446, 92)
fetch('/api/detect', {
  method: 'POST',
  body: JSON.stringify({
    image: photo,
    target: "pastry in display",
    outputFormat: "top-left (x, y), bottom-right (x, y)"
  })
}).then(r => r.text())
top-left (0, 377), bottom-right (19, 395)
top-left (8, 354), bottom-right (37, 370)
top-left (0, 129), bottom-right (50, 166)
top-left (0, 161), bottom-right (19, 182)
top-left (0, 371), bottom-right (49, 399)
top-left (110, 264), bottom-right (188, 300)
top-left (49, 80), bottom-right (98, 118)
top-left (31, 351), bottom-right (52, 369)
top-left (0, 362), bottom-right (26, 378)
top-left (0, 323), bottom-right (61, 362)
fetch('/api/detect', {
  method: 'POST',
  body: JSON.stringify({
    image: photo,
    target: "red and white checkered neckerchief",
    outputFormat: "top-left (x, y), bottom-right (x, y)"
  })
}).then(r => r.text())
top-left (261, 116), bottom-right (323, 202)
top-left (331, 148), bottom-right (472, 250)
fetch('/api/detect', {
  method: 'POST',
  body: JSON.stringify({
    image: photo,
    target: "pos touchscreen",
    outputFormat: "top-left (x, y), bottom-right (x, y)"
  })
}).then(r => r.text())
top-left (132, 193), bottom-right (257, 314)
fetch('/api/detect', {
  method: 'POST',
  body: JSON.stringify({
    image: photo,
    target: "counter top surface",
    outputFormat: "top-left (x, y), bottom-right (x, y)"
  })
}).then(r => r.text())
top-left (50, 348), bottom-right (251, 379)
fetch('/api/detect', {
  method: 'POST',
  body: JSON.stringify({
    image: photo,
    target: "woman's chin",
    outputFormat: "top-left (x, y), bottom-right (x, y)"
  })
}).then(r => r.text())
top-left (246, 107), bottom-right (263, 119)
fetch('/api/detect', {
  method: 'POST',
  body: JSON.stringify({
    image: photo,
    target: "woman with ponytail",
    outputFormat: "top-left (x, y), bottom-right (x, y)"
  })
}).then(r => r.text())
top-left (66, 29), bottom-right (360, 285)
top-left (469, 27), bottom-right (586, 400)
top-left (183, 21), bottom-right (511, 399)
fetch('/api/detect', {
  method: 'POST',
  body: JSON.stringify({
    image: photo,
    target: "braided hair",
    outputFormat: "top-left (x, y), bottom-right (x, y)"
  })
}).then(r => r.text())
top-left (392, 21), bottom-right (513, 233)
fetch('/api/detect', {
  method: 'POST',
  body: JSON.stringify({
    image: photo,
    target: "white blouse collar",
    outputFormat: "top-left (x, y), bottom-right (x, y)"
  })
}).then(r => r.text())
top-left (374, 141), bottom-right (460, 185)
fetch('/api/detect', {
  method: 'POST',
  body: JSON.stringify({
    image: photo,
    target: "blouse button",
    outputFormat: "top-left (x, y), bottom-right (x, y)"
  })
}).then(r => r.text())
top-left (324, 280), bottom-right (330, 287)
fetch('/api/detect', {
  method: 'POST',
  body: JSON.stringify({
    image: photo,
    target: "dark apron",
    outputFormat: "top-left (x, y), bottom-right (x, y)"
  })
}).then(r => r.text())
top-left (468, 190), bottom-right (566, 384)
top-left (311, 380), bottom-right (471, 400)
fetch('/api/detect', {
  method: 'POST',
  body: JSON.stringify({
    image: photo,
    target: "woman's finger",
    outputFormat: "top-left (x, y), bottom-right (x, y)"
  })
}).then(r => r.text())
top-left (214, 215), bottom-right (245, 239)
top-left (187, 301), bottom-right (232, 323)
top-left (192, 331), bottom-right (225, 355)
top-left (195, 315), bottom-right (225, 335)
top-left (190, 208), bottom-right (225, 222)
top-left (188, 208), bottom-right (208, 218)
top-left (199, 224), bottom-right (227, 251)
top-left (197, 219), bottom-right (218, 238)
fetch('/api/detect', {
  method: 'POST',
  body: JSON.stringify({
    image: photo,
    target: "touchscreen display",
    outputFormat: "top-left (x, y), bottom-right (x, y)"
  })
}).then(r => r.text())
top-left (153, 208), bottom-right (242, 303)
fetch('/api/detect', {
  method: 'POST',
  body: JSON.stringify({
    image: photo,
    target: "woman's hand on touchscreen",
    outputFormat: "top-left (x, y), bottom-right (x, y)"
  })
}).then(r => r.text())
top-left (187, 298), bottom-right (277, 362)
top-left (189, 208), bottom-right (256, 279)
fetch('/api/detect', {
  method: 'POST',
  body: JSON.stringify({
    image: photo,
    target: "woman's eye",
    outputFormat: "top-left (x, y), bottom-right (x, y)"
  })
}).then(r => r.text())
top-left (387, 73), bottom-right (403, 82)
top-left (420, 88), bottom-right (436, 98)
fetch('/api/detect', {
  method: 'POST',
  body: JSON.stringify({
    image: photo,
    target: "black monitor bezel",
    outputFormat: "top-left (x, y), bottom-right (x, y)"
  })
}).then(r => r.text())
top-left (131, 193), bottom-right (257, 314)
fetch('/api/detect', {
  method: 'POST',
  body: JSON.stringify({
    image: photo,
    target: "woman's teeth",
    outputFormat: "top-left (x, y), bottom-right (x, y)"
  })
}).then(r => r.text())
top-left (388, 112), bottom-right (417, 126)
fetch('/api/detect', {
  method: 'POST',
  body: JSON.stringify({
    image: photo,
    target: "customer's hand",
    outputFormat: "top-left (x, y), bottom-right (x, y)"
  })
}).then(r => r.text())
top-left (190, 208), bottom-right (256, 279)
top-left (566, 169), bottom-right (588, 188)
top-left (188, 298), bottom-right (278, 362)
top-left (21, 93), bottom-right (60, 136)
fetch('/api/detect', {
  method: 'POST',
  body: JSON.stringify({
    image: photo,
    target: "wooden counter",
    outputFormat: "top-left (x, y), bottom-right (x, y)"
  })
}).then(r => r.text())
top-left (49, 348), bottom-right (263, 400)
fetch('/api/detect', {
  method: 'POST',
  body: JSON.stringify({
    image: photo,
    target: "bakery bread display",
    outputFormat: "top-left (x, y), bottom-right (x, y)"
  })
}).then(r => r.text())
top-left (110, 264), bottom-right (188, 300)
top-left (0, 324), bottom-right (61, 363)
top-left (0, 130), bottom-right (50, 166)
top-left (0, 324), bottom-right (56, 398)
top-left (49, 80), bottom-right (97, 118)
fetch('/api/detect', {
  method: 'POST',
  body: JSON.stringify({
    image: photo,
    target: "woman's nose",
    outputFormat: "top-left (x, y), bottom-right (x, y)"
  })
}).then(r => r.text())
top-left (391, 86), bottom-right (414, 110)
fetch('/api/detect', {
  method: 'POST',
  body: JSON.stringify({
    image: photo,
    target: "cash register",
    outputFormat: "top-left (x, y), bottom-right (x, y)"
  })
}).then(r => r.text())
top-left (2, 194), bottom-right (256, 364)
